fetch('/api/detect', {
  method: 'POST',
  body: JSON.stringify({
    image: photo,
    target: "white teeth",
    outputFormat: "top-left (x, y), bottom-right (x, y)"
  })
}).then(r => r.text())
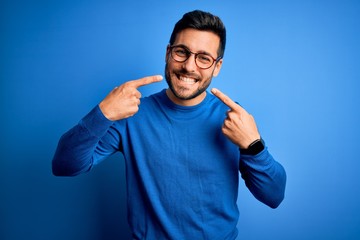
top-left (179, 76), bottom-right (196, 83)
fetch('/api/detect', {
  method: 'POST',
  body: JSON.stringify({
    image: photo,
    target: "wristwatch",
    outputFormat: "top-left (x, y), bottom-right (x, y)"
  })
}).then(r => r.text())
top-left (240, 138), bottom-right (265, 155)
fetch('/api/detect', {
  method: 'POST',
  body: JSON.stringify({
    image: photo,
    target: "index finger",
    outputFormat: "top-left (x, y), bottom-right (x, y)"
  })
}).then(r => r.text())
top-left (211, 88), bottom-right (241, 111)
top-left (129, 75), bottom-right (163, 88)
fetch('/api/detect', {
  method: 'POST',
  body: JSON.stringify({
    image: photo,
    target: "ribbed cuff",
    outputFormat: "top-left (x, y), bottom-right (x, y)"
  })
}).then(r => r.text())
top-left (240, 147), bottom-right (273, 167)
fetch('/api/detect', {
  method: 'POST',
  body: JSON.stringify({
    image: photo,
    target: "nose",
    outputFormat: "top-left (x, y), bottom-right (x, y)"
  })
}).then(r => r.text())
top-left (182, 53), bottom-right (197, 72)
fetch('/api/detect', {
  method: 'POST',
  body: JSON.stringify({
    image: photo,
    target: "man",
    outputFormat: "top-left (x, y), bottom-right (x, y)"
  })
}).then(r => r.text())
top-left (52, 10), bottom-right (286, 240)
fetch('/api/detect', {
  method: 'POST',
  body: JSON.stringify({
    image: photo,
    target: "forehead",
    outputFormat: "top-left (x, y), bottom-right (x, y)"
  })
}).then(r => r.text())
top-left (173, 28), bottom-right (220, 56)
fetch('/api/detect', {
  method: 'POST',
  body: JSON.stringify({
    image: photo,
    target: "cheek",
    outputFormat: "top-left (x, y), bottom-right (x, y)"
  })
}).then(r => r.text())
top-left (166, 61), bottom-right (181, 74)
top-left (165, 63), bottom-right (176, 81)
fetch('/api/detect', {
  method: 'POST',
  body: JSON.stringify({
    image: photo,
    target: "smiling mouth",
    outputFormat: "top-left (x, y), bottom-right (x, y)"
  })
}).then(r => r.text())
top-left (176, 74), bottom-right (198, 85)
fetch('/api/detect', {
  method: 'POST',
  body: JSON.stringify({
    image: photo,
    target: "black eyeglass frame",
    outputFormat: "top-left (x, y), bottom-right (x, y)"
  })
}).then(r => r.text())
top-left (169, 45), bottom-right (222, 69)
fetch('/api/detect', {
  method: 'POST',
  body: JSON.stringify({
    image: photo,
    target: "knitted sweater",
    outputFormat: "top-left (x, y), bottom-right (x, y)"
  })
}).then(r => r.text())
top-left (52, 89), bottom-right (286, 240)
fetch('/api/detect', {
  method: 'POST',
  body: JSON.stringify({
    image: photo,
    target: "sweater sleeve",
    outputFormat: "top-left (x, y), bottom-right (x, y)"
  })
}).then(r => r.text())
top-left (52, 105), bottom-right (120, 176)
top-left (239, 146), bottom-right (286, 208)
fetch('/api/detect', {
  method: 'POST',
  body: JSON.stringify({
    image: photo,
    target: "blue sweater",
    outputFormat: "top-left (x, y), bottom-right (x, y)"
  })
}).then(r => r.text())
top-left (52, 89), bottom-right (286, 240)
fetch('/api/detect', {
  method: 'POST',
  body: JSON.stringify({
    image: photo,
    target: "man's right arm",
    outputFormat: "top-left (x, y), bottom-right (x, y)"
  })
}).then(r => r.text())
top-left (52, 75), bottom-right (163, 176)
top-left (52, 105), bottom-right (117, 176)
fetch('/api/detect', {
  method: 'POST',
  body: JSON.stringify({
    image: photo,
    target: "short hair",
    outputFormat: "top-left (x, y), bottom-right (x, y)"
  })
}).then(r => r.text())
top-left (169, 10), bottom-right (226, 58)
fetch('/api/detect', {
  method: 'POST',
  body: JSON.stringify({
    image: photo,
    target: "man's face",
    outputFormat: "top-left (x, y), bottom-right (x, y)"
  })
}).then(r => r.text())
top-left (165, 28), bottom-right (223, 106)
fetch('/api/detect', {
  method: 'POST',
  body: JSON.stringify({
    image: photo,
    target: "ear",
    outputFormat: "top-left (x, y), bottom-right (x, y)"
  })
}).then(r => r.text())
top-left (212, 59), bottom-right (223, 77)
top-left (165, 45), bottom-right (171, 62)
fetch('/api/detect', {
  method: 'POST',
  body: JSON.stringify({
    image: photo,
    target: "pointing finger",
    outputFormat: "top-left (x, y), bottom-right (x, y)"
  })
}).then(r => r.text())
top-left (211, 88), bottom-right (240, 111)
top-left (129, 75), bottom-right (163, 88)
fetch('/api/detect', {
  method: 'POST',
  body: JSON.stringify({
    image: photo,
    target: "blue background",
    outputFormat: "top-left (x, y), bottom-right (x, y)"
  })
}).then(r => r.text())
top-left (1, 0), bottom-right (360, 239)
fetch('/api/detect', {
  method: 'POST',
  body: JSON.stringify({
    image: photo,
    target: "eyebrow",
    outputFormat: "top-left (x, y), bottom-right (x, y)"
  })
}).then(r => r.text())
top-left (174, 44), bottom-right (215, 58)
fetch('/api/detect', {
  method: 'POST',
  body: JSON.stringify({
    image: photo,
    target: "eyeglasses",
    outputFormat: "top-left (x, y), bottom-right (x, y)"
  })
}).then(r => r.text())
top-left (169, 45), bottom-right (222, 69)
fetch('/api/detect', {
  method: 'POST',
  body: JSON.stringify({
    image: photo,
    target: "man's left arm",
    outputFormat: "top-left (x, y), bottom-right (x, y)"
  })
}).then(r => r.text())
top-left (240, 144), bottom-right (286, 208)
top-left (211, 88), bottom-right (286, 208)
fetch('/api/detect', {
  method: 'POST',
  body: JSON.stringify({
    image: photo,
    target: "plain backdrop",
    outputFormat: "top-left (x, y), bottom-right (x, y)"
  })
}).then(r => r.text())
top-left (1, 0), bottom-right (360, 239)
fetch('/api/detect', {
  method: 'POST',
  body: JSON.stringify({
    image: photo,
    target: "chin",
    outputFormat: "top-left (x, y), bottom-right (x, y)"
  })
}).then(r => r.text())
top-left (164, 64), bottom-right (210, 101)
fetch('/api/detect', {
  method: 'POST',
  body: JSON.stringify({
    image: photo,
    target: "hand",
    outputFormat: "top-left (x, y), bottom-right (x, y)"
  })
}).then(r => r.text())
top-left (211, 88), bottom-right (261, 149)
top-left (99, 75), bottom-right (163, 121)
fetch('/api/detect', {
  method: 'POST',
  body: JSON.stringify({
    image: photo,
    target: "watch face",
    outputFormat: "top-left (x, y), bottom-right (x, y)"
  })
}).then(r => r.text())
top-left (241, 139), bottom-right (265, 155)
top-left (252, 140), bottom-right (265, 155)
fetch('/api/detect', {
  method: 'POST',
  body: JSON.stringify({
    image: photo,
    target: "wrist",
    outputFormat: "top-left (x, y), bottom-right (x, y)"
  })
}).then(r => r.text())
top-left (240, 138), bottom-right (265, 155)
top-left (99, 102), bottom-right (114, 121)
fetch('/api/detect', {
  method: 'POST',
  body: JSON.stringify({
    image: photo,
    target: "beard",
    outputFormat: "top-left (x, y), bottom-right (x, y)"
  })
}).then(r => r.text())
top-left (164, 62), bottom-right (213, 101)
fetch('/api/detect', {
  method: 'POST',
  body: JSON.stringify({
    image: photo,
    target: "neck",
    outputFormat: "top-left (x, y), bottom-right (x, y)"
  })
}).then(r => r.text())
top-left (166, 89), bottom-right (206, 106)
